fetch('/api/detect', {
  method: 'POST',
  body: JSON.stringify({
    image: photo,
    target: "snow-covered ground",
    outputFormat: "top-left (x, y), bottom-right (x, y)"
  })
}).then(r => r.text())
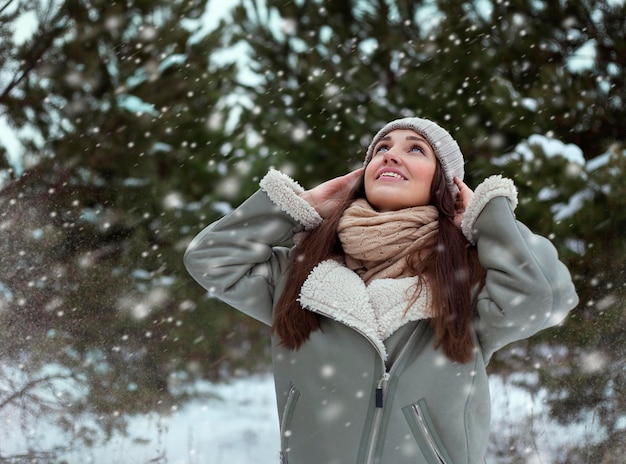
top-left (82, 373), bottom-right (282, 464)
top-left (0, 372), bottom-right (603, 464)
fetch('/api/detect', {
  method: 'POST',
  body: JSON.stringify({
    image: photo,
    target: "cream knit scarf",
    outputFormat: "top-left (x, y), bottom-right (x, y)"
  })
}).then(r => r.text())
top-left (337, 199), bottom-right (439, 284)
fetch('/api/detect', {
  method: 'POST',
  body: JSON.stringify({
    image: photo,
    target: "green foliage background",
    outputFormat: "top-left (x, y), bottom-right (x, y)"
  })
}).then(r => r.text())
top-left (0, 0), bottom-right (624, 461)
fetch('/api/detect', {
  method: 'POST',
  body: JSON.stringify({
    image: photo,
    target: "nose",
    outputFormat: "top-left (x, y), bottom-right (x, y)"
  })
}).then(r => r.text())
top-left (382, 149), bottom-right (399, 164)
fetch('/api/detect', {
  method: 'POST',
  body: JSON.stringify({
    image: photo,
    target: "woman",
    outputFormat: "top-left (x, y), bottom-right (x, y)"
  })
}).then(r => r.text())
top-left (184, 117), bottom-right (578, 464)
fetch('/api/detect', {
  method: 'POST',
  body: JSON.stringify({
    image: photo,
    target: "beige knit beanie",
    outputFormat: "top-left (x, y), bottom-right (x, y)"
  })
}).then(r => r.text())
top-left (364, 117), bottom-right (465, 197)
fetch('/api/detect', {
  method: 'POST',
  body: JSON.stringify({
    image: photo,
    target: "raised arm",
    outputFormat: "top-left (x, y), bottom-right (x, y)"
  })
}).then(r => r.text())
top-left (183, 170), bottom-right (323, 325)
top-left (184, 168), bottom-right (363, 325)
top-left (460, 176), bottom-right (579, 363)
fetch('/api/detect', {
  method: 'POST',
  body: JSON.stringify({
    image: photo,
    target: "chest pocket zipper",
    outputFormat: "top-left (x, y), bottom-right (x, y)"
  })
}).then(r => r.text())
top-left (402, 399), bottom-right (452, 464)
top-left (279, 385), bottom-right (300, 464)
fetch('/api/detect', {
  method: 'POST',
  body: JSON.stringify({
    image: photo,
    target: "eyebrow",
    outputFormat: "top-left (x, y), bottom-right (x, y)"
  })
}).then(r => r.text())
top-left (380, 135), bottom-right (428, 143)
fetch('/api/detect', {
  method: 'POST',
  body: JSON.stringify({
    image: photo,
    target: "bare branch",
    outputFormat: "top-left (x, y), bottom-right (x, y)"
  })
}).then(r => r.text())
top-left (0, 373), bottom-right (74, 411)
top-left (0, 0), bottom-right (18, 16)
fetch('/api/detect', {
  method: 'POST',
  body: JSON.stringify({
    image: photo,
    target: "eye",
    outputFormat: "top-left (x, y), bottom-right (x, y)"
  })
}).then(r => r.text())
top-left (410, 145), bottom-right (425, 154)
top-left (374, 144), bottom-right (390, 155)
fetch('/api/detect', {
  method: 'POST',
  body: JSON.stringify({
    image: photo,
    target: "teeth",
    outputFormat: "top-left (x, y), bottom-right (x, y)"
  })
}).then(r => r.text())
top-left (380, 172), bottom-right (404, 179)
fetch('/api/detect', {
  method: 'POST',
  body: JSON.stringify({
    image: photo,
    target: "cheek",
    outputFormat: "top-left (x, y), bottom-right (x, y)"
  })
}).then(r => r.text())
top-left (363, 164), bottom-right (376, 185)
top-left (414, 161), bottom-right (437, 181)
top-left (362, 167), bottom-right (376, 201)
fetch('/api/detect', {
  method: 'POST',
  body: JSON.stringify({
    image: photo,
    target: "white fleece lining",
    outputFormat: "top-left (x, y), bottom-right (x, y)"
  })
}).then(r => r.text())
top-left (461, 175), bottom-right (518, 245)
top-left (299, 259), bottom-right (432, 360)
top-left (259, 169), bottom-right (323, 230)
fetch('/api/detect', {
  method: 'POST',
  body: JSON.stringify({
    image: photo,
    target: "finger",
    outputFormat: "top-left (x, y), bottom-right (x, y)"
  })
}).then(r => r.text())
top-left (345, 167), bottom-right (364, 180)
top-left (339, 168), bottom-right (364, 188)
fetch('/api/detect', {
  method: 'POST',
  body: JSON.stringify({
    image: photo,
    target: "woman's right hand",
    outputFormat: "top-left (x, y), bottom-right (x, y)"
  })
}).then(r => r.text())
top-left (300, 168), bottom-right (363, 218)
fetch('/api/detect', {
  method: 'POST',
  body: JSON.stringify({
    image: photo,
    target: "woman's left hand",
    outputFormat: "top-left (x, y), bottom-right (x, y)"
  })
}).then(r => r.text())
top-left (453, 176), bottom-right (473, 229)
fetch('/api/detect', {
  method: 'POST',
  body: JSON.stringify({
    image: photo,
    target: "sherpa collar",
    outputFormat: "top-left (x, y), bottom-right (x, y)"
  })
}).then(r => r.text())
top-left (298, 259), bottom-right (432, 360)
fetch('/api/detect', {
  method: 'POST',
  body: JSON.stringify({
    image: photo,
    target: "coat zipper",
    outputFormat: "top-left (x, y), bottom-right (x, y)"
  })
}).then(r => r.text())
top-left (309, 305), bottom-right (426, 464)
top-left (410, 403), bottom-right (449, 464)
top-left (375, 373), bottom-right (389, 408)
top-left (364, 323), bottom-right (426, 464)
top-left (364, 371), bottom-right (389, 463)
top-left (279, 385), bottom-right (300, 463)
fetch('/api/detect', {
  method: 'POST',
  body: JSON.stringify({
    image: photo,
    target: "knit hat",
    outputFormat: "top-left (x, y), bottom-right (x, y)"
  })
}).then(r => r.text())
top-left (364, 117), bottom-right (464, 197)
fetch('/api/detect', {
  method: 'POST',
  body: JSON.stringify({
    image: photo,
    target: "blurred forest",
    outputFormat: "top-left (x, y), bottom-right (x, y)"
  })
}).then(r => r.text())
top-left (0, 0), bottom-right (624, 462)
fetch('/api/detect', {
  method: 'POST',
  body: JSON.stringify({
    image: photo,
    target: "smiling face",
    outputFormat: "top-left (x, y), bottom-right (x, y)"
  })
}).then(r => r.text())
top-left (364, 129), bottom-right (438, 211)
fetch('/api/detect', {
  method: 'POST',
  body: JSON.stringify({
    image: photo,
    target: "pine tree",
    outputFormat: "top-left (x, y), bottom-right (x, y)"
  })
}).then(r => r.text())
top-left (224, 0), bottom-right (626, 459)
top-left (1, 0), bottom-right (625, 459)
top-left (0, 0), bottom-right (269, 457)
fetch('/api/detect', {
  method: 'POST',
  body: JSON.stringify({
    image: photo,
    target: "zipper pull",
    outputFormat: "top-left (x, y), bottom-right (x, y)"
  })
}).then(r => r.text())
top-left (375, 373), bottom-right (390, 408)
top-left (375, 388), bottom-right (383, 408)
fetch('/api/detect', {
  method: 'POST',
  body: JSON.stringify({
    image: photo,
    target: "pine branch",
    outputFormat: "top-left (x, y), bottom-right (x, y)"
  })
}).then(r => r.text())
top-left (0, 12), bottom-right (67, 106)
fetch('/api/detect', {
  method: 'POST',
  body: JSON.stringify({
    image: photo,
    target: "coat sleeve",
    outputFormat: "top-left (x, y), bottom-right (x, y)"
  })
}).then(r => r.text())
top-left (461, 176), bottom-right (579, 363)
top-left (183, 169), bottom-right (323, 326)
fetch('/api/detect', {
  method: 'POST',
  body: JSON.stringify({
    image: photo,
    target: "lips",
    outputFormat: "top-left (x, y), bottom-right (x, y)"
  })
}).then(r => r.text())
top-left (376, 169), bottom-right (407, 180)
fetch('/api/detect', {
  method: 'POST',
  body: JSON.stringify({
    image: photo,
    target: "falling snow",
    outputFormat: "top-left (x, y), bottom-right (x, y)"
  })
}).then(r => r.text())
top-left (0, 373), bottom-right (606, 464)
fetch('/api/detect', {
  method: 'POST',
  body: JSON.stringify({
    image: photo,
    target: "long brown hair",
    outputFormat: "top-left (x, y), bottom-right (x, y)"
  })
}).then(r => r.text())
top-left (271, 163), bottom-right (486, 363)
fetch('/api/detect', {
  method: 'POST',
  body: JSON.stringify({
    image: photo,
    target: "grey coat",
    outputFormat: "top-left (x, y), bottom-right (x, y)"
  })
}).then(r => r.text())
top-left (184, 170), bottom-right (578, 464)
